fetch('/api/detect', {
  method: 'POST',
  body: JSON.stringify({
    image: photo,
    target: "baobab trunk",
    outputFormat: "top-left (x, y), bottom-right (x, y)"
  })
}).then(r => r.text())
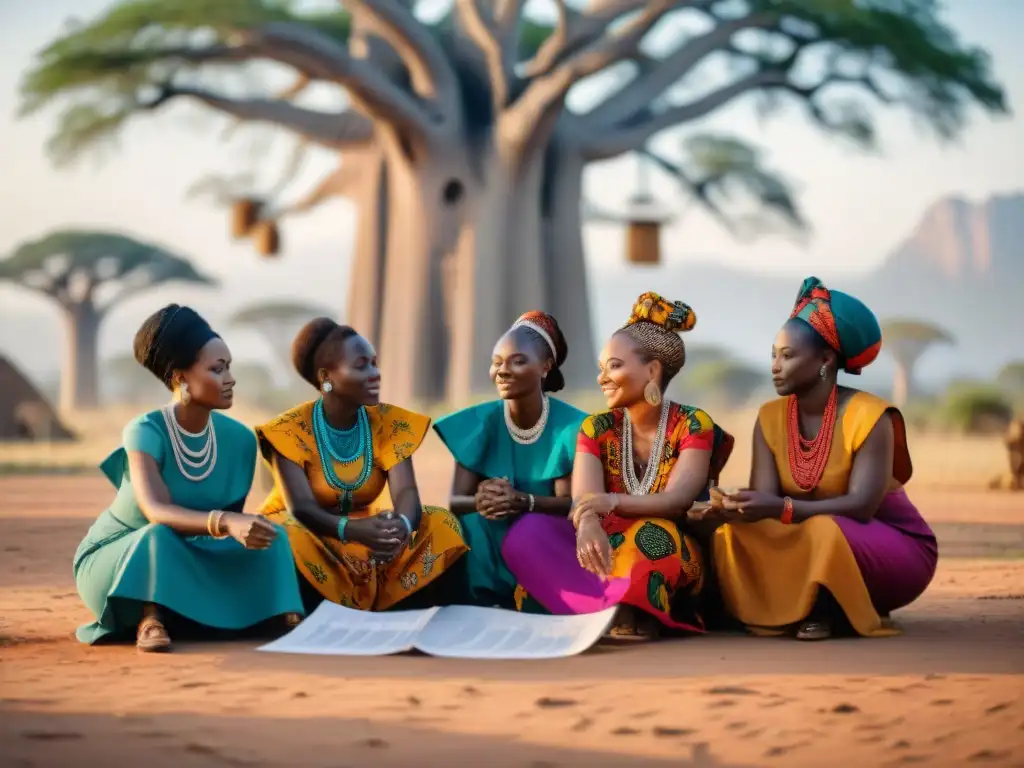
top-left (343, 147), bottom-right (388, 347)
top-left (60, 303), bottom-right (101, 412)
top-left (891, 361), bottom-right (911, 407)
top-left (542, 147), bottom-right (597, 392)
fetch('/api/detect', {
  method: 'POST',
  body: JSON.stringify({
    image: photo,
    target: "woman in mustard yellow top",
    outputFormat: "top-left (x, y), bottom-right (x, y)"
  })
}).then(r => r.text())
top-left (255, 318), bottom-right (468, 611)
top-left (705, 278), bottom-right (937, 640)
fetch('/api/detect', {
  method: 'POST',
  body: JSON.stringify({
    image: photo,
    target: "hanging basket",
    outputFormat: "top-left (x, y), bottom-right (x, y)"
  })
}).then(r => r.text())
top-left (230, 198), bottom-right (261, 239)
top-left (626, 220), bottom-right (662, 265)
top-left (252, 220), bottom-right (280, 257)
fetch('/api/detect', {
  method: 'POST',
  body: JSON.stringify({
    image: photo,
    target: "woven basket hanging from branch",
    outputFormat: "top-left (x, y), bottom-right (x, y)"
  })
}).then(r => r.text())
top-left (253, 220), bottom-right (280, 257)
top-left (230, 198), bottom-right (261, 239)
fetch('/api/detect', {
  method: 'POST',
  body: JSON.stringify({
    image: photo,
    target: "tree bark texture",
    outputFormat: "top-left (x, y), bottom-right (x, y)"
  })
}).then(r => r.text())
top-left (60, 303), bottom-right (102, 412)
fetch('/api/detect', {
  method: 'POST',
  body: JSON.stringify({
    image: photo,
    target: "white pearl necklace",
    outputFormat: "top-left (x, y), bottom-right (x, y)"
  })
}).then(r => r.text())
top-left (161, 403), bottom-right (218, 482)
top-left (621, 400), bottom-right (670, 496)
top-left (504, 395), bottom-right (549, 445)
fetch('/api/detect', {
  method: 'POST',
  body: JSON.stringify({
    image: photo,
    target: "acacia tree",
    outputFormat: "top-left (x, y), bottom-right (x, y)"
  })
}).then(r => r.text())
top-left (0, 231), bottom-right (215, 411)
top-left (21, 0), bottom-right (1006, 403)
top-left (229, 299), bottom-right (334, 374)
top-left (881, 319), bottom-right (954, 407)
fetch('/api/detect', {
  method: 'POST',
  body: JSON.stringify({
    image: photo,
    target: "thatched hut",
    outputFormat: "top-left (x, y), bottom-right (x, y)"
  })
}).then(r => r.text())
top-left (0, 356), bottom-right (75, 441)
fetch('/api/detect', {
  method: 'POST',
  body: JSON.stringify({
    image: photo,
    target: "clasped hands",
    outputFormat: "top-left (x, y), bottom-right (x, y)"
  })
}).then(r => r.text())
top-left (686, 486), bottom-right (783, 524)
top-left (475, 477), bottom-right (527, 520)
top-left (344, 511), bottom-right (412, 563)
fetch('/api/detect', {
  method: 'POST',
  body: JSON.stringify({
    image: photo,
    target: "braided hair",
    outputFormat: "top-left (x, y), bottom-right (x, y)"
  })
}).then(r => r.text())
top-left (617, 291), bottom-right (696, 388)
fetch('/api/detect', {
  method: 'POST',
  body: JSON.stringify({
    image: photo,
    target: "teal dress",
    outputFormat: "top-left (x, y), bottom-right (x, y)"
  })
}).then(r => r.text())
top-left (432, 398), bottom-right (586, 608)
top-left (73, 410), bottom-right (304, 644)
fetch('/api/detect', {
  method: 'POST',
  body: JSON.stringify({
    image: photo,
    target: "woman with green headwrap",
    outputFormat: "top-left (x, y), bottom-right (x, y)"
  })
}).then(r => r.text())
top-left (701, 277), bottom-right (937, 641)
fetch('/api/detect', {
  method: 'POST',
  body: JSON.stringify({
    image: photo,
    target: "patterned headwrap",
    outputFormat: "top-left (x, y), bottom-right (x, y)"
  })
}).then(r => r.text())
top-left (619, 292), bottom-right (696, 382)
top-left (133, 304), bottom-right (220, 389)
top-left (790, 276), bottom-right (882, 374)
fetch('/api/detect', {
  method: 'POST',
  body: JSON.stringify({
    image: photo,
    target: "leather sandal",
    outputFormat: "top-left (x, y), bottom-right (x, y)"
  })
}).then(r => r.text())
top-left (136, 616), bottom-right (172, 653)
top-left (795, 619), bottom-right (832, 641)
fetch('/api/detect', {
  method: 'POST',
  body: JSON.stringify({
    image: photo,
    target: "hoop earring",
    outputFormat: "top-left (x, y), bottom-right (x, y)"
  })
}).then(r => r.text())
top-left (819, 364), bottom-right (828, 381)
top-left (644, 380), bottom-right (662, 406)
top-left (322, 381), bottom-right (333, 394)
top-left (179, 382), bottom-right (191, 405)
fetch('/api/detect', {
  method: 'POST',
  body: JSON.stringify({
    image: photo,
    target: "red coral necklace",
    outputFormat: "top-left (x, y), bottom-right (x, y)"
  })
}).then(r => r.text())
top-left (787, 385), bottom-right (838, 491)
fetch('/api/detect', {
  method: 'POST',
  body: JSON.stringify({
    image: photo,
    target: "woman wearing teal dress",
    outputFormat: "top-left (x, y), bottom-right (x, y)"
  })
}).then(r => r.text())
top-left (73, 304), bottom-right (303, 652)
top-left (433, 311), bottom-right (587, 608)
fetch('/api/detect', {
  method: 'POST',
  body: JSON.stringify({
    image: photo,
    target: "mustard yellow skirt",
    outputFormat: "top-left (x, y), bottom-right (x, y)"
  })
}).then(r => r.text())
top-left (265, 506), bottom-right (468, 611)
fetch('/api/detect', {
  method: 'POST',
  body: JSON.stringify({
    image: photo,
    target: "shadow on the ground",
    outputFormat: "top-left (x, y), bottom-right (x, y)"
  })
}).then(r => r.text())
top-left (0, 707), bottom-right (746, 768)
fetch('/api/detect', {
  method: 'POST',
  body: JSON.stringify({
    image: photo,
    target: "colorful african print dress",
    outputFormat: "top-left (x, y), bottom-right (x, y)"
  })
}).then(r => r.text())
top-left (432, 398), bottom-right (587, 608)
top-left (713, 392), bottom-right (938, 636)
top-left (503, 402), bottom-right (734, 631)
top-left (255, 402), bottom-right (468, 611)
top-left (73, 411), bottom-right (303, 645)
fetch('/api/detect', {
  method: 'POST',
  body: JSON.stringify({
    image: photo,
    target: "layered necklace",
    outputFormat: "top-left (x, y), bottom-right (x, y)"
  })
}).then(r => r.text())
top-left (621, 400), bottom-right (670, 496)
top-left (161, 403), bottom-right (217, 483)
top-left (504, 395), bottom-right (549, 445)
top-left (787, 384), bottom-right (838, 492)
top-left (312, 398), bottom-right (373, 513)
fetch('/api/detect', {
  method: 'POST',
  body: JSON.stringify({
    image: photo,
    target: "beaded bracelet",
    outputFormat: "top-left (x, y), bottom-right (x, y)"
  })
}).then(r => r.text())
top-left (337, 515), bottom-right (349, 542)
top-left (527, 493), bottom-right (536, 512)
top-left (780, 496), bottom-right (794, 525)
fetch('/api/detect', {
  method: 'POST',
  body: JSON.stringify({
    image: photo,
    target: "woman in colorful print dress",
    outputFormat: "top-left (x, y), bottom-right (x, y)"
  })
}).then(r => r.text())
top-left (705, 277), bottom-right (938, 639)
top-left (255, 318), bottom-right (468, 611)
top-left (503, 293), bottom-right (734, 640)
top-left (433, 312), bottom-right (587, 608)
top-left (74, 305), bottom-right (303, 652)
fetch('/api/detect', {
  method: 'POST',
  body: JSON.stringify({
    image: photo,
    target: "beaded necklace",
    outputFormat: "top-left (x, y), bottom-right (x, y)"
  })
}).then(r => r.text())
top-left (786, 384), bottom-right (838, 492)
top-left (312, 398), bottom-right (373, 513)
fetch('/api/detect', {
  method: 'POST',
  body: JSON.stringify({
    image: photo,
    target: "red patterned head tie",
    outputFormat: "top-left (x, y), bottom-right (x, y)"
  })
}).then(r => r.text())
top-left (790, 277), bottom-right (841, 352)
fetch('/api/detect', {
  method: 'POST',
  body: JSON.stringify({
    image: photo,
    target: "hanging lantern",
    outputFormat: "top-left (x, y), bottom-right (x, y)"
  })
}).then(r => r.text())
top-left (230, 198), bottom-right (261, 239)
top-left (252, 220), bottom-right (280, 257)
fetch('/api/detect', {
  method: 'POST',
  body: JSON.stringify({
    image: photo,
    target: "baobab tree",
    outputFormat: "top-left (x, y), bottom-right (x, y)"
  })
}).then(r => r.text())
top-left (881, 319), bottom-right (954, 407)
top-left (20, 0), bottom-right (1006, 403)
top-left (0, 230), bottom-right (214, 411)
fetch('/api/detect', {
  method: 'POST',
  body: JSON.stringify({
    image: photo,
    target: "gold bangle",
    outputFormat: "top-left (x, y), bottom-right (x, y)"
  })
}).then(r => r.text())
top-left (207, 510), bottom-right (228, 538)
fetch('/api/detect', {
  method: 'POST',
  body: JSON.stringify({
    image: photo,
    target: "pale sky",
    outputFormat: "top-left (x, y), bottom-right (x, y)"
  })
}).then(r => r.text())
top-left (0, 0), bottom-right (1022, 380)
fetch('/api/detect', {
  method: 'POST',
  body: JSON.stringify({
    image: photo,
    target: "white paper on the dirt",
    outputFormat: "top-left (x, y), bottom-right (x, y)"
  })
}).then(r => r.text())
top-left (256, 602), bottom-right (440, 656)
top-left (412, 605), bottom-right (618, 660)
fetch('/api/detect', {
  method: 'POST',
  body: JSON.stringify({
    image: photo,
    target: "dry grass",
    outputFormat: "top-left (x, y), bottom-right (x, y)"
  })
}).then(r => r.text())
top-left (0, 399), bottom-right (1008, 490)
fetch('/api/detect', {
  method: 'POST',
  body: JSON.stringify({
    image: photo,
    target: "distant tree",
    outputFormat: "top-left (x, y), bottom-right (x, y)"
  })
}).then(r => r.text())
top-left (229, 299), bottom-right (334, 374)
top-left (682, 357), bottom-right (764, 408)
top-left (943, 383), bottom-right (1013, 435)
top-left (881, 319), bottom-right (954, 407)
top-left (103, 352), bottom-right (167, 405)
top-left (0, 230), bottom-right (214, 411)
top-left (996, 360), bottom-right (1024, 398)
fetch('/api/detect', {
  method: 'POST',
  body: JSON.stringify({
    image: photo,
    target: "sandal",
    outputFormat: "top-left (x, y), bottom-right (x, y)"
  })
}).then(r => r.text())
top-left (284, 613), bottom-right (302, 629)
top-left (136, 616), bottom-right (172, 653)
top-left (605, 608), bottom-right (661, 642)
top-left (795, 619), bottom-right (832, 641)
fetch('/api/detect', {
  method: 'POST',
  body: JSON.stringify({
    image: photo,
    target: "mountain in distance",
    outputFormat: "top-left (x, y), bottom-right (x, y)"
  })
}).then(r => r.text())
top-left (590, 192), bottom-right (1024, 394)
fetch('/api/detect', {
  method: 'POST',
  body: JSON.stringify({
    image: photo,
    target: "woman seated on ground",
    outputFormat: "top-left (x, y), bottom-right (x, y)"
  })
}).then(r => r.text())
top-left (73, 305), bottom-right (303, 652)
top-left (705, 277), bottom-right (938, 640)
top-left (255, 318), bottom-right (468, 611)
top-left (502, 293), bottom-right (734, 640)
top-left (433, 311), bottom-right (587, 608)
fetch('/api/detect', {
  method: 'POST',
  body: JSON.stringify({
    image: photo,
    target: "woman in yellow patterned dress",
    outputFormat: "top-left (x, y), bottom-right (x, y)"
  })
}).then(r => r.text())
top-left (255, 318), bottom-right (468, 611)
top-left (503, 293), bottom-right (734, 640)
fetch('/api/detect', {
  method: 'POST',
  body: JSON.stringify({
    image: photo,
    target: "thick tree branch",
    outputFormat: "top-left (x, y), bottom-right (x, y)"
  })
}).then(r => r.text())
top-left (582, 69), bottom-right (788, 160)
top-left (585, 12), bottom-right (778, 129)
top-left (147, 84), bottom-right (373, 150)
top-left (456, 0), bottom-right (512, 111)
top-left (343, 0), bottom-right (459, 117)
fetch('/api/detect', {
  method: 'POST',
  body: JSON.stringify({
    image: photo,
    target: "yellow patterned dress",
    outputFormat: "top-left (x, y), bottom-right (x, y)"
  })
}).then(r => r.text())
top-left (255, 401), bottom-right (468, 610)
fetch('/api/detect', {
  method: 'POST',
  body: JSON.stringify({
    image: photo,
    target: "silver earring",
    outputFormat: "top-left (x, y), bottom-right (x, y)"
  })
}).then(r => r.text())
top-left (322, 381), bottom-right (333, 393)
top-left (179, 382), bottom-right (191, 405)
top-left (819, 365), bottom-right (828, 380)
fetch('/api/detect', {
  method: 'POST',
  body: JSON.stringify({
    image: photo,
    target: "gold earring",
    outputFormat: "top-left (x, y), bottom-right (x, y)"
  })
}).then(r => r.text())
top-left (644, 380), bottom-right (662, 406)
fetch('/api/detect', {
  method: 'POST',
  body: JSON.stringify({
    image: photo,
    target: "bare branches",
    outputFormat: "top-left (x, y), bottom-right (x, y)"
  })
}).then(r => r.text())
top-left (147, 84), bottom-right (373, 150)
top-left (344, 0), bottom-right (459, 116)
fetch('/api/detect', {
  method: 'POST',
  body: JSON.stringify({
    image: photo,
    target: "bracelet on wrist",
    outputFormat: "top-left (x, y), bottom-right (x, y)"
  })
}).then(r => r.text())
top-left (337, 515), bottom-right (350, 542)
top-left (780, 496), bottom-right (794, 525)
top-left (397, 514), bottom-right (414, 537)
top-left (527, 493), bottom-right (535, 512)
top-left (207, 510), bottom-right (228, 539)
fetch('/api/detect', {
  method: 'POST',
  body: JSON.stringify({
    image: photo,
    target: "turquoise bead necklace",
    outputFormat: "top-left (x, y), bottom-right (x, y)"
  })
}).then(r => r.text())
top-left (312, 398), bottom-right (373, 513)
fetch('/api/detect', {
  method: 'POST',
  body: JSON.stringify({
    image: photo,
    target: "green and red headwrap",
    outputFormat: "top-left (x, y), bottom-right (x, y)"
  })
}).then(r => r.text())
top-left (790, 277), bottom-right (882, 375)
